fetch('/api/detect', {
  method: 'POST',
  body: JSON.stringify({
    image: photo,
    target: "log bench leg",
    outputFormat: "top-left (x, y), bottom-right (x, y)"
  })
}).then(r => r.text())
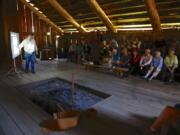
top-left (85, 65), bottom-right (88, 71)
top-left (114, 69), bottom-right (124, 78)
top-left (119, 71), bottom-right (123, 77)
top-left (85, 65), bottom-right (92, 71)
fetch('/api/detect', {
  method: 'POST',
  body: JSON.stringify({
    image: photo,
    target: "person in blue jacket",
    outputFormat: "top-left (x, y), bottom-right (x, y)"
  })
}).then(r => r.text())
top-left (144, 50), bottom-right (163, 81)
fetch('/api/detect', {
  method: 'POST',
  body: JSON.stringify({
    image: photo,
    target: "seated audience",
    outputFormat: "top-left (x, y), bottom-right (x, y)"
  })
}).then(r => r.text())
top-left (148, 104), bottom-right (180, 134)
top-left (144, 51), bottom-right (163, 81)
top-left (82, 40), bottom-right (91, 62)
top-left (163, 49), bottom-right (179, 83)
top-left (131, 44), bottom-right (138, 52)
top-left (90, 40), bottom-right (103, 65)
top-left (68, 40), bottom-right (76, 62)
top-left (139, 49), bottom-right (153, 76)
top-left (129, 50), bottom-right (141, 75)
top-left (102, 40), bottom-right (111, 58)
top-left (135, 39), bottom-right (143, 55)
top-left (118, 48), bottom-right (130, 68)
top-left (112, 48), bottom-right (120, 66)
top-left (109, 38), bottom-right (119, 49)
top-left (75, 43), bottom-right (83, 64)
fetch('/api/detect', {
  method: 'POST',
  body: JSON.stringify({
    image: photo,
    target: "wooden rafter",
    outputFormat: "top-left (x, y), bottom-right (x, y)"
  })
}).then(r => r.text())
top-left (23, 0), bottom-right (180, 32)
top-left (47, 0), bottom-right (87, 33)
top-left (87, 0), bottom-right (115, 32)
top-left (145, 0), bottom-right (162, 33)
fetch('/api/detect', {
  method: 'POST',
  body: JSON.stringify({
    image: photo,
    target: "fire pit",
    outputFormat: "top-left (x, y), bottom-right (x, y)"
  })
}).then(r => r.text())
top-left (17, 77), bottom-right (110, 131)
top-left (17, 77), bottom-right (110, 114)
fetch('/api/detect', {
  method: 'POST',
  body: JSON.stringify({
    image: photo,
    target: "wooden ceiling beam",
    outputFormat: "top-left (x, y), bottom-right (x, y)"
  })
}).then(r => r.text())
top-left (52, 6), bottom-right (180, 24)
top-left (47, 0), bottom-right (87, 33)
top-left (58, 1), bottom-right (176, 20)
top-left (19, 0), bottom-right (64, 33)
top-left (87, 0), bottom-right (115, 32)
top-left (145, 0), bottom-right (162, 33)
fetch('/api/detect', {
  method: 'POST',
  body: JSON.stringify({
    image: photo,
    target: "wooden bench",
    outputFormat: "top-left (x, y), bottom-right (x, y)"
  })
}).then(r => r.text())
top-left (84, 64), bottom-right (110, 71)
top-left (112, 67), bottom-right (129, 77)
top-left (84, 63), bottom-right (129, 77)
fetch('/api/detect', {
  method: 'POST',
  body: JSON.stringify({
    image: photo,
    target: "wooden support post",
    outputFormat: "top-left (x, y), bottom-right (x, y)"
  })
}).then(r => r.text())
top-left (87, 0), bottom-right (115, 33)
top-left (19, 0), bottom-right (64, 33)
top-left (1, 0), bottom-right (20, 68)
top-left (145, 0), bottom-right (162, 38)
top-left (48, 0), bottom-right (87, 33)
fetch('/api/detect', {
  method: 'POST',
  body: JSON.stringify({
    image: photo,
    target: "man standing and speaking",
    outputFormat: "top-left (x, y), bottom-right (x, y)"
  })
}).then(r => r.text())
top-left (19, 34), bottom-right (38, 74)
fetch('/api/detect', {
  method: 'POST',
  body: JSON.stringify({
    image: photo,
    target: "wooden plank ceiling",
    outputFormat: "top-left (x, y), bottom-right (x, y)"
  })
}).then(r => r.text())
top-left (27, 0), bottom-right (180, 33)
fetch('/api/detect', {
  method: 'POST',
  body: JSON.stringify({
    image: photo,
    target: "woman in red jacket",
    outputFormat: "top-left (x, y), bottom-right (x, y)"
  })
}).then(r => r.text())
top-left (149, 104), bottom-right (180, 133)
top-left (129, 50), bottom-right (141, 75)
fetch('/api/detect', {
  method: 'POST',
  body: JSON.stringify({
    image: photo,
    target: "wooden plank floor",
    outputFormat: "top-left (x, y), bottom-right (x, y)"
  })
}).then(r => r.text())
top-left (0, 61), bottom-right (180, 135)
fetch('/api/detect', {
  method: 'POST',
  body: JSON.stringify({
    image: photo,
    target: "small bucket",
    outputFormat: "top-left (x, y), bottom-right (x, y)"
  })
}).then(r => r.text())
top-left (40, 110), bottom-right (80, 132)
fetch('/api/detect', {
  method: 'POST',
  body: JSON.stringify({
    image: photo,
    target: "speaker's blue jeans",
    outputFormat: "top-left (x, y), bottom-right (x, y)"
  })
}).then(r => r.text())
top-left (25, 52), bottom-right (36, 73)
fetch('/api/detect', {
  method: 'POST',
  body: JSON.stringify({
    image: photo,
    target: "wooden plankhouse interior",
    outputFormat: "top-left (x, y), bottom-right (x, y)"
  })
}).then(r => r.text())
top-left (0, 0), bottom-right (180, 135)
top-left (1, 0), bottom-right (180, 67)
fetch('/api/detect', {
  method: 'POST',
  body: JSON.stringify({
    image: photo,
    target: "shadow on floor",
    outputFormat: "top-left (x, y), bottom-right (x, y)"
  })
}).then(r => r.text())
top-left (67, 111), bottom-right (156, 135)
